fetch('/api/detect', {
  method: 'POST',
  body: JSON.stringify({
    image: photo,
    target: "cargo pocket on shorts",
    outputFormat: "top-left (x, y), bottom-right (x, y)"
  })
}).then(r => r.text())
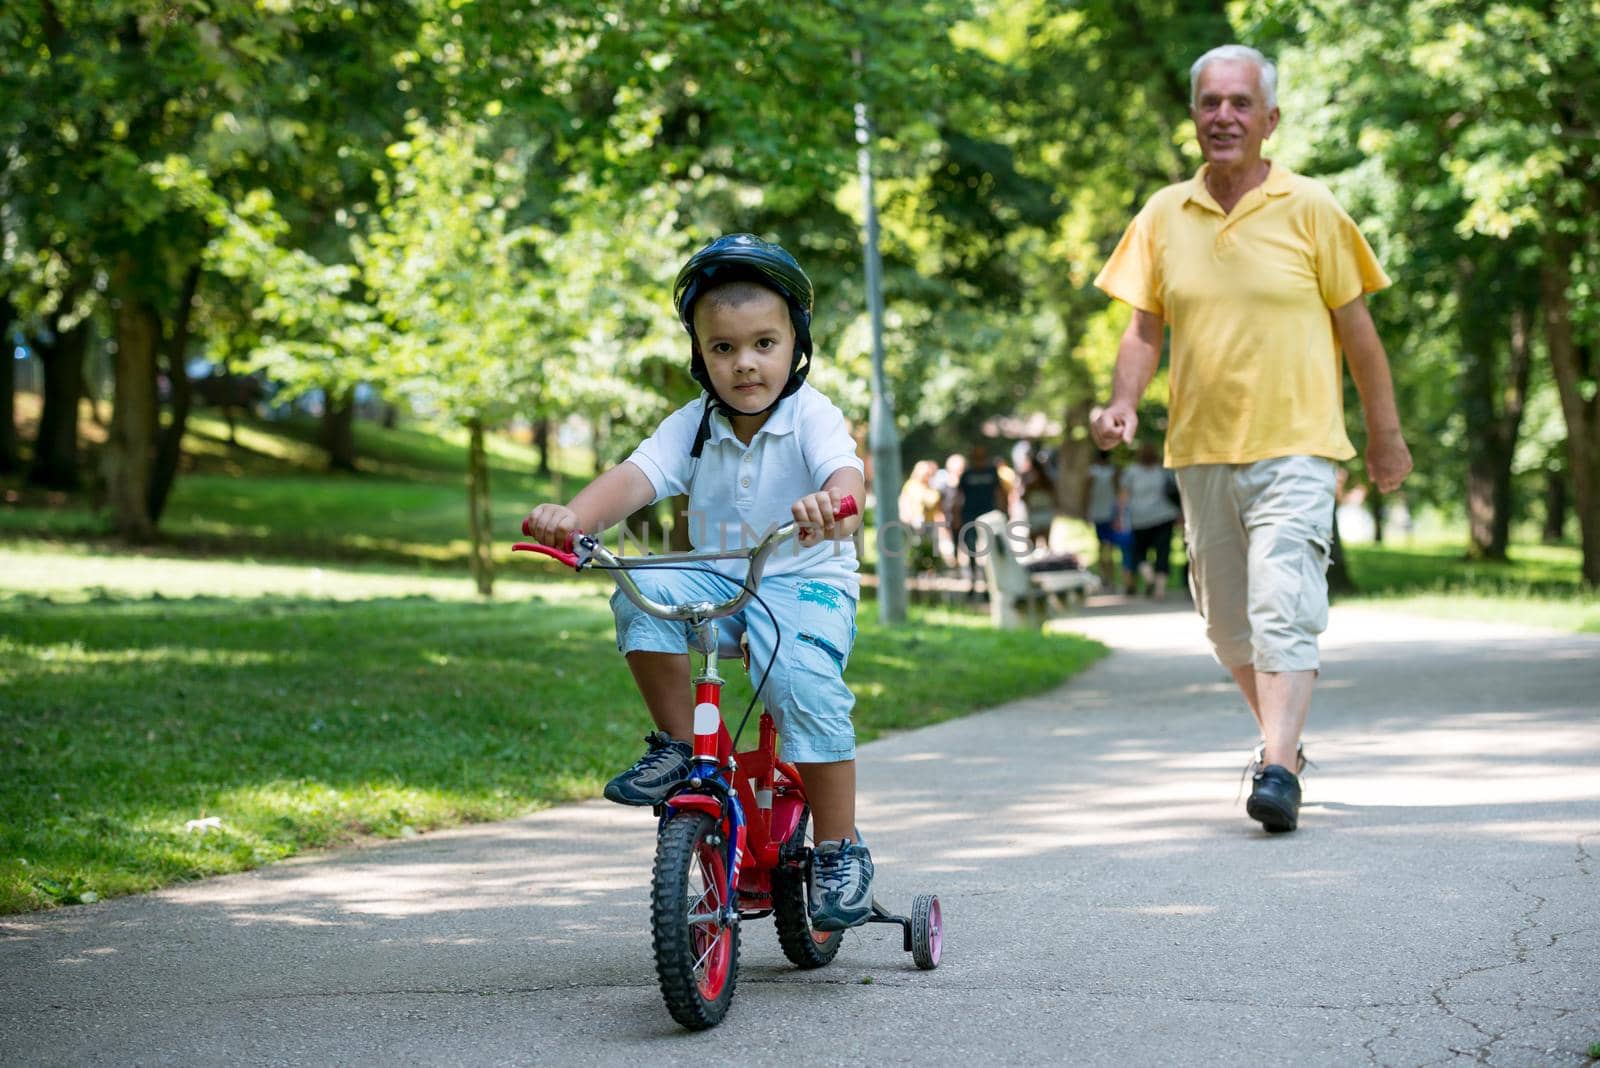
top-left (1295, 535), bottom-right (1332, 635)
top-left (1186, 536), bottom-right (1206, 620)
top-left (796, 631), bottom-right (847, 671)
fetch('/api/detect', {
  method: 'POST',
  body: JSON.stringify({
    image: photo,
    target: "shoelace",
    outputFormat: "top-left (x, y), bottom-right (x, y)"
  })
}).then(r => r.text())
top-left (813, 842), bottom-right (858, 894)
top-left (635, 734), bottom-right (685, 773)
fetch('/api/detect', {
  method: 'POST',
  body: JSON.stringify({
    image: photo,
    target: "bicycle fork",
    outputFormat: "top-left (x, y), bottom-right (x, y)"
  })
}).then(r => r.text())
top-left (667, 617), bottom-right (746, 924)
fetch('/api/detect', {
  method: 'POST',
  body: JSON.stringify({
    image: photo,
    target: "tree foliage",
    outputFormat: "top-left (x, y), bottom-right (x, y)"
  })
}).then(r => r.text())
top-left (3, 0), bottom-right (1597, 583)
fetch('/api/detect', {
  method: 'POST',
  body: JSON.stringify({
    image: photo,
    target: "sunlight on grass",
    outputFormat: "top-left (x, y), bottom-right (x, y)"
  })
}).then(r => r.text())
top-left (1, 546), bottom-right (600, 604)
top-left (1354, 593), bottom-right (1600, 633)
top-left (9, 642), bottom-right (283, 670)
top-left (186, 415), bottom-right (327, 468)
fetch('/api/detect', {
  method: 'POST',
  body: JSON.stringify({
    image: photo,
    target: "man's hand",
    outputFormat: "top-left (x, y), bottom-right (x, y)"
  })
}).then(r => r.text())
top-left (1366, 428), bottom-right (1413, 494)
top-left (1090, 402), bottom-right (1139, 450)
top-left (792, 489), bottom-right (845, 546)
top-left (523, 503), bottom-right (583, 550)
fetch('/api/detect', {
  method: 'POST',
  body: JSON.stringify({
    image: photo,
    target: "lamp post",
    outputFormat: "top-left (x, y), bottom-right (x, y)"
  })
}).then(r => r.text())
top-left (854, 87), bottom-right (907, 625)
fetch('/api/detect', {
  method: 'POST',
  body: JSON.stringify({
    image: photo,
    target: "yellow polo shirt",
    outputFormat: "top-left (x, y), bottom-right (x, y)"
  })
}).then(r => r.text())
top-left (1095, 162), bottom-right (1390, 467)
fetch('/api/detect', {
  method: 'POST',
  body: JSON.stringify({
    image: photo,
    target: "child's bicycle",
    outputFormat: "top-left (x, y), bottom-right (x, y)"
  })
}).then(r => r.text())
top-left (514, 495), bottom-right (942, 1030)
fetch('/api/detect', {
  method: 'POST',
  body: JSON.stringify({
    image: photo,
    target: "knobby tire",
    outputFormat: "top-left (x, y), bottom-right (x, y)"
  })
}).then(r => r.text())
top-left (651, 812), bottom-right (739, 1029)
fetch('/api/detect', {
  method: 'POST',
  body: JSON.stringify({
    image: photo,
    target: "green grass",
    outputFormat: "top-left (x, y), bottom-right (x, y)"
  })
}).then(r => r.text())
top-left (0, 563), bottom-right (1103, 913)
top-left (0, 412), bottom-right (590, 566)
top-left (1341, 540), bottom-right (1599, 632)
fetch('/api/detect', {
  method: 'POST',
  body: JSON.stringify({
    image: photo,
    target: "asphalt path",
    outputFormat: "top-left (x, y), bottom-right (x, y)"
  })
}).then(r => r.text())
top-left (3, 601), bottom-right (1597, 1067)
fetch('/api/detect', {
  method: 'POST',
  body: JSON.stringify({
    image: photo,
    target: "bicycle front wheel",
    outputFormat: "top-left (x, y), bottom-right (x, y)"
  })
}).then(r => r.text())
top-left (651, 812), bottom-right (739, 1029)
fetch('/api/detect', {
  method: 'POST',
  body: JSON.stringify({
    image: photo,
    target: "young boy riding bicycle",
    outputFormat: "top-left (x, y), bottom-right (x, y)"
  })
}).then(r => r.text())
top-left (522, 234), bottom-right (873, 931)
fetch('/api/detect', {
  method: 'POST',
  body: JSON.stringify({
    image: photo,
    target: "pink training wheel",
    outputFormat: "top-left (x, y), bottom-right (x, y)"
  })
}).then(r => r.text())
top-left (911, 893), bottom-right (942, 969)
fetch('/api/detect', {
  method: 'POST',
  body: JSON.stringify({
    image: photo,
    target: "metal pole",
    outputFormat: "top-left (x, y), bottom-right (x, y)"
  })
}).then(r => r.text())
top-left (854, 88), bottom-right (907, 625)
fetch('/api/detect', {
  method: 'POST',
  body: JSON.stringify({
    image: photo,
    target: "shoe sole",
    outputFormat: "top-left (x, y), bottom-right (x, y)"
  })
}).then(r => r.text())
top-left (603, 785), bottom-right (666, 806)
top-left (810, 906), bottom-right (871, 933)
top-left (1246, 794), bottom-right (1298, 833)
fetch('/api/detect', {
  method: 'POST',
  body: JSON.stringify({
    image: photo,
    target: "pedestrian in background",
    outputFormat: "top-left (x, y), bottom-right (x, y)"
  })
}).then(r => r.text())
top-left (1119, 441), bottom-right (1181, 599)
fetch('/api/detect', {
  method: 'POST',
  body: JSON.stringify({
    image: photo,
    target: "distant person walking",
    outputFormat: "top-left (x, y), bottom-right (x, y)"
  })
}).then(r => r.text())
top-left (1091, 44), bottom-right (1412, 834)
top-left (1086, 449), bottom-right (1133, 590)
top-left (1018, 447), bottom-right (1057, 552)
top-left (932, 452), bottom-right (965, 566)
top-left (953, 444), bottom-right (1002, 596)
top-left (1120, 442), bottom-right (1181, 599)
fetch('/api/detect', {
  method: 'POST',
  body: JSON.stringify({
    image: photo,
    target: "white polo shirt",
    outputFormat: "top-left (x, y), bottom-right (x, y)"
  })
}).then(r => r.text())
top-left (624, 383), bottom-right (864, 596)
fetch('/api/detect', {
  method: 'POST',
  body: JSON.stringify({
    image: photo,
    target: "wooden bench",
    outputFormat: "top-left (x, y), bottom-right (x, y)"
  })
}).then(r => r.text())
top-left (973, 510), bottom-right (1101, 628)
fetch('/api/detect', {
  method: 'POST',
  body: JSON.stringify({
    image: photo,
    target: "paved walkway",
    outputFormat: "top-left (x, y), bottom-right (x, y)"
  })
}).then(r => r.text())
top-left (3, 602), bottom-right (1597, 1066)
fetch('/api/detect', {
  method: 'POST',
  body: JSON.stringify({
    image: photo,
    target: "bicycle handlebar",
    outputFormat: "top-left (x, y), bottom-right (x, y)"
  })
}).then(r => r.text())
top-left (513, 494), bottom-right (859, 622)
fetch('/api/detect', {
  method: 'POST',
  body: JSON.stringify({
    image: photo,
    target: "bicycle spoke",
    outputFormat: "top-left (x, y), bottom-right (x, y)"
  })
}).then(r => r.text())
top-left (686, 881), bottom-right (715, 916)
top-left (692, 931), bottom-right (722, 974)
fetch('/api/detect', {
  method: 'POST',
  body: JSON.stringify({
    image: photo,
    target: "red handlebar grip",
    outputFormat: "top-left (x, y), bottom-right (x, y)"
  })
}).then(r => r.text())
top-left (834, 494), bottom-right (859, 521)
top-left (511, 542), bottom-right (581, 569)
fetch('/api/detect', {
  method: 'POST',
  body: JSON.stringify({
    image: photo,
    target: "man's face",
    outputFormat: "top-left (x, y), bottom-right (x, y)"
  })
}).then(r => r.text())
top-left (693, 288), bottom-right (795, 415)
top-left (1191, 59), bottom-right (1279, 168)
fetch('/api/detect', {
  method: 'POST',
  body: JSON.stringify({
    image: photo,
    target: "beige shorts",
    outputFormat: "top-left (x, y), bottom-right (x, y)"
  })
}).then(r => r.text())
top-left (1175, 455), bottom-right (1337, 673)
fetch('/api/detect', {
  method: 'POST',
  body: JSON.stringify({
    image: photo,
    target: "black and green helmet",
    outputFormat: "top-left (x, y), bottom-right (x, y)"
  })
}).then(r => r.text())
top-left (672, 234), bottom-right (815, 441)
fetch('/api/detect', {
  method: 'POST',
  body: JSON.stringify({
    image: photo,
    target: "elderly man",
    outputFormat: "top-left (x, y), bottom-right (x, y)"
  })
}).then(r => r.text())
top-left (1091, 44), bottom-right (1412, 833)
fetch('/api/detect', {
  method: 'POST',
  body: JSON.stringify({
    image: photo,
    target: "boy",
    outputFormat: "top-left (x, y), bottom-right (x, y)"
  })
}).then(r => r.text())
top-left (522, 234), bottom-right (872, 930)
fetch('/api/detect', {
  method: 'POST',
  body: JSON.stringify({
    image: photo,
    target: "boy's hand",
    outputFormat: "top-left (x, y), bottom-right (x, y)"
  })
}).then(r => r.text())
top-left (523, 504), bottom-right (583, 550)
top-left (793, 489), bottom-right (847, 546)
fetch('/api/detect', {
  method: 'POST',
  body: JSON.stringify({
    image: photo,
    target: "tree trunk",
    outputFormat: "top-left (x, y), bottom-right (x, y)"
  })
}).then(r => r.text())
top-left (1366, 491), bottom-right (1386, 545)
top-left (466, 416), bottom-right (495, 596)
top-left (1541, 242), bottom-right (1600, 585)
top-left (28, 316), bottom-right (90, 490)
top-left (1055, 398), bottom-right (1093, 518)
top-left (1327, 508), bottom-right (1357, 597)
top-left (590, 413), bottom-right (609, 477)
top-left (1543, 463), bottom-right (1568, 544)
top-left (1459, 263), bottom-right (1532, 562)
top-left (0, 297), bottom-right (17, 474)
top-left (147, 264), bottom-right (201, 523)
top-left (104, 273), bottom-right (160, 542)
top-left (321, 386), bottom-right (358, 471)
top-left (533, 415), bottom-right (552, 476)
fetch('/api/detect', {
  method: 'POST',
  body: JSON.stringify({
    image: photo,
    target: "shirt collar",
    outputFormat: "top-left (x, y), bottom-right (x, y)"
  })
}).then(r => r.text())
top-left (705, 387), bottom-right (799, 445)
top-left (1185, 160), bottom-right (1294, 213)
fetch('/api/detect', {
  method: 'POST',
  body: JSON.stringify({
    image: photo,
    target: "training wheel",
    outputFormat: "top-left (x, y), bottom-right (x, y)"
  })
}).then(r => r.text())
top-left (910, 893), bottom-right (942, 970)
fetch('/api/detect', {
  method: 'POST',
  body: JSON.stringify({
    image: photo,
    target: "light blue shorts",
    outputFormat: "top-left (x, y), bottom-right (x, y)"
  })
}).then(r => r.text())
top-left (611, 569), bottom-right (859, 763)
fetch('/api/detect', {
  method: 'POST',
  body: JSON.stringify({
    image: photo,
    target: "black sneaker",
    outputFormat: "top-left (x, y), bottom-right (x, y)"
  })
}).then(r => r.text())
top-left (1247, 741), bottom-right (1309, 777)
top-left (1246, 764), bottom-right (1302, 833)
top-left (809, 838), bottom-right (874, 931)
top-left (603, 731), bottom-right (692, 806)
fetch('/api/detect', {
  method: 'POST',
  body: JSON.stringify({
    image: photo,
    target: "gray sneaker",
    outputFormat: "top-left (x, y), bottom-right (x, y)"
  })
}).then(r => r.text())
top-left (603, 731), bottom-right (692, 806)
top-left (809, 838), bottom-right (874, 931)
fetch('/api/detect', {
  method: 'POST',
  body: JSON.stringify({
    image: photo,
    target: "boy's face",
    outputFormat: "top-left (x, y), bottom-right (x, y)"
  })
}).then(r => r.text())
top-left (693, 287), bottom-right (796, 416)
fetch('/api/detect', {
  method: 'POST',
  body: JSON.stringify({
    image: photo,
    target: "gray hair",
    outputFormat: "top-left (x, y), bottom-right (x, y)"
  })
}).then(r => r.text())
top-left (1189, 45), bottom-right (1278, 110)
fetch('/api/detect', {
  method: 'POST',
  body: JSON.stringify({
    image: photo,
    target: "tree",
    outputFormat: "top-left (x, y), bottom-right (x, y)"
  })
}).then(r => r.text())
top-left (1254, 0), bottom-right (1600, 581)
top-left (358, 122), bottom-right (548, 595)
